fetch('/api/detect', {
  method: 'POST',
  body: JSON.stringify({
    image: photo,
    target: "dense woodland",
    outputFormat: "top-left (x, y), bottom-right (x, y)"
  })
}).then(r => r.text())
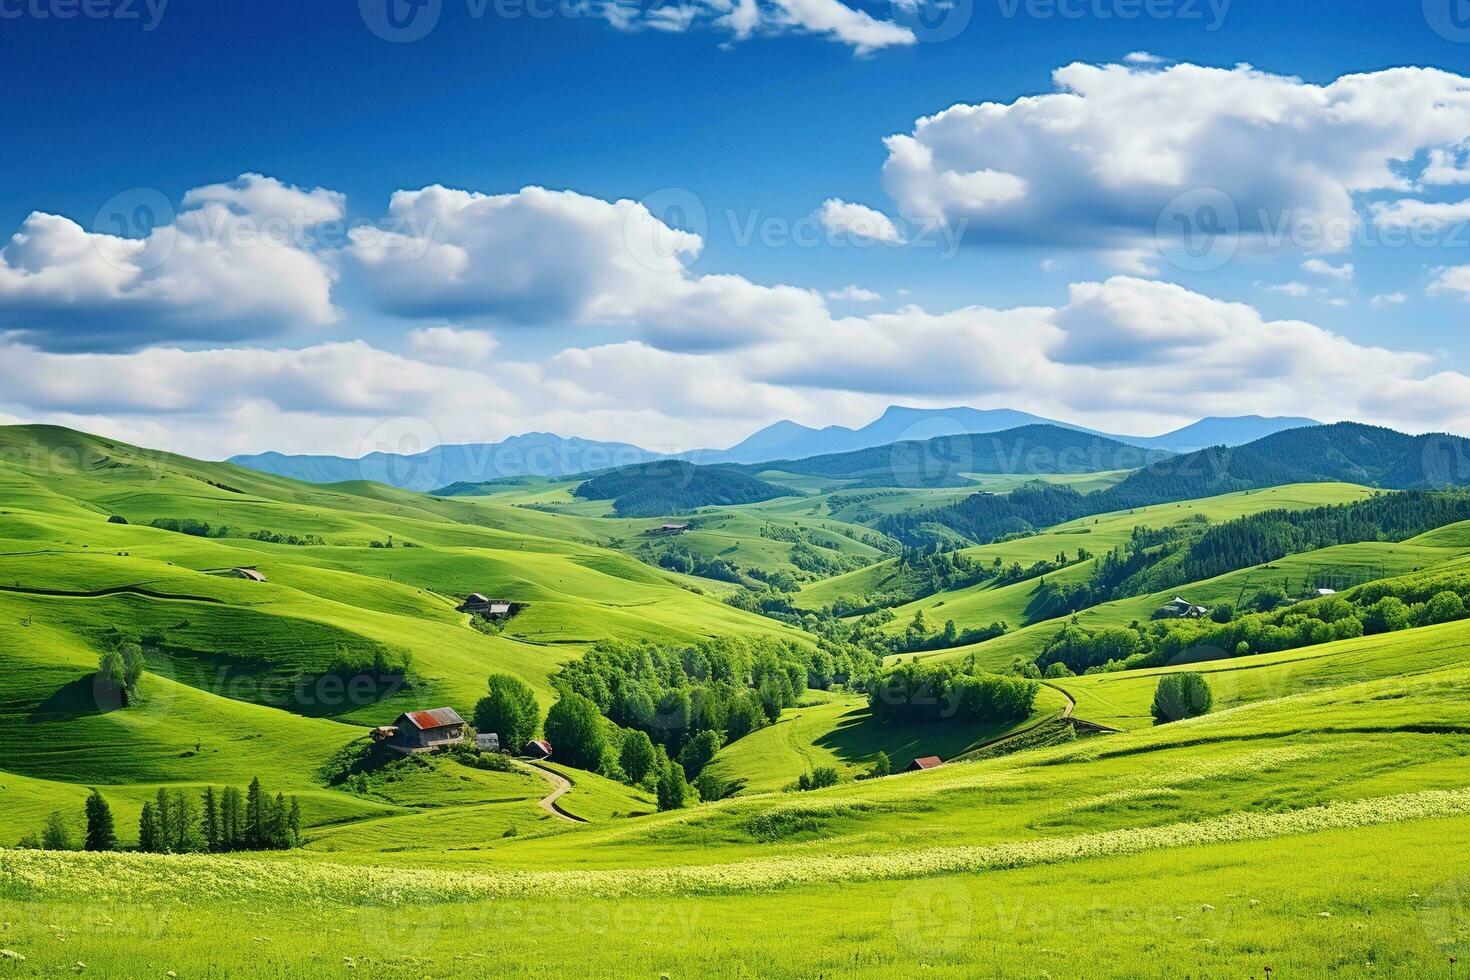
top-left (574, 461), bottom-right (789, 516)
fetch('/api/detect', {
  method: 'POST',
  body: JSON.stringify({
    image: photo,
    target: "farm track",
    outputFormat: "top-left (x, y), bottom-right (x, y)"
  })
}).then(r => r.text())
top-left (521, 761), bottom-right (587, 823)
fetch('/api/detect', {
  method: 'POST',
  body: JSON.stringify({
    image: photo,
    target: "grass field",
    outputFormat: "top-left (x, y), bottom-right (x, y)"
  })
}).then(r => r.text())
top-left (6, 424), bottom-right (1470, 976)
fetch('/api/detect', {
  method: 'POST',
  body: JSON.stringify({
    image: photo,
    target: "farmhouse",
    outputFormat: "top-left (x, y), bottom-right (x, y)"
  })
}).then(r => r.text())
top-left (385, 707), bottom-right (465, 753)
top-left (476, 732), bottom-right (500, 752)
top-left (522, 739), bottom-right (553, 760)
top-left (1159, 596), bottom-right (1209, 619)
top-left (459, 594), bottom-right (514, 618)
top-left (906, 756), bottom-right (944, 772)
top-left (648, 522), bottom-right (690, 536)
top-left (230, 567), bottom-right (267, 582)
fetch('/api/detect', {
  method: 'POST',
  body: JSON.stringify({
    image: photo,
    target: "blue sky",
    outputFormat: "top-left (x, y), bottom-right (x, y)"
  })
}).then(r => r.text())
top-left (2, 0), bottom-right (1470, 456)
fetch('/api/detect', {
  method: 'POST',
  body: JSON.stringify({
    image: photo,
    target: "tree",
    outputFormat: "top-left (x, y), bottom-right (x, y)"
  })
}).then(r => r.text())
top-left (1424, 590), bottom-right (1467, 625)
top-left (1210, 602), bottom-right (1235, 624)
top-left (797, 767), bottom-right (839, 791)
top-left (656, 761), bottom-right (691, 811)
top-left (84, 789), bottom-right (117, 852)
top-left (95, 648), bottom-right (128, 707)
top-left (220, 786), bottom-right (243, 851)
top-left (245, 777), bottom-right (265, 849)
top-left (202, 787), bottom-right (220, 852)
top-left (138, 801), bottom-right (160, 853)
top-left (42, 810), bottom-right (75, 851)
top-left (1151, 672), bottom-right (1214, 725)
top-left (619, 729), bottom-right (658, 784)
top-left (473, 674), bottom-right (540, 752)
top-left (1363, 596), bottom-right (1411, 634)
top-left (155, 787), bottom-right (174, 852)
top-left (677, 729), bottom-right (723, 779)
top-left (543, 693), bottom-right (607, 770)
top-left (868, 751), bottom-right (892, 779)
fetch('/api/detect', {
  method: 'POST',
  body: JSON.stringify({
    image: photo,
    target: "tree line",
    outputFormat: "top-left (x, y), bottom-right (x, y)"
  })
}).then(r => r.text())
top-left (864, 658), bottom-right (1040, 725)
top-left (15, 778), bottom-right (302, 853)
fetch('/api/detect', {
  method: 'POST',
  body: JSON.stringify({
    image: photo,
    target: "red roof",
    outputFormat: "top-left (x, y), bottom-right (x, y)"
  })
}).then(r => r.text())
top-left (397, 707), bottom-right (464, 730)
top-left (909, 756), bottom-right (944, 770)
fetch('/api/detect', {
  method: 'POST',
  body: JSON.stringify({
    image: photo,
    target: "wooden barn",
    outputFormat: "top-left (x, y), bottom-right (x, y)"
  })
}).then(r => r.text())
top-left (522, 739), bottom-right (553, 760)
top-left (906, 756), bottom-right (944, 772)
top-left (647, 522), bottom-right (691, 536)
top-left (230, 567), bottom-right (267, 582)
top-left (385, 707), bottom-right (465, 753)
top-left (459, 594), bottom-right (514, 618)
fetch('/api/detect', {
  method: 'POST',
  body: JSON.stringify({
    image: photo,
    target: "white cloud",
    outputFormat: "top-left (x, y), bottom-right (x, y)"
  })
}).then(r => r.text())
top-left (1260, 281), bottom-right (1315, 298)
top-left (1124, 52), bottom-right (1165, 65)
top-left (0, 174), bottom-right (340, 352)
top-left (1369, 196), bottom-right (1470, 233)
top-left (1429, 265), bottom-right (1470, 299)
top-left (815, 198), bottom-right (903, 244)
top-left (1422, 143), bottom-right (1470, 185)
top-left (407, 326), bottom-right (499, 366)
top-left (1371, 291), bottom-right (1407, 308)
top-left (589, 0), bottom-right (913, 53)
top-left (880, 61), bottom-right (1470, 257)
top-left (826, 285), bottom-right (883, 302)
top-left (1302, 258), bottom-right (1354, 281)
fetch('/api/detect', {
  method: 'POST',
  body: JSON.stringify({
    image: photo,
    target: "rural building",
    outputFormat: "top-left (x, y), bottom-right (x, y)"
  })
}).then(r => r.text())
top-left (648, 522), bottom-right (690, 536)
top-left (906, 756), bottom-right (944, 772)
top-left (459, 594), bottom-right (514, 618)
top-left (1159, 596), bottom-right (1209, 619)
top-left (476, 732), bottom-right (500, 752)
top-left (230, 567), bottom-right (267, 582)
top-left (386, 707), bottom-right (465, 753)
top-left (522, 739), bottom-right (553, 760)
top-left (1312, 588), bottom-right (1338, 597)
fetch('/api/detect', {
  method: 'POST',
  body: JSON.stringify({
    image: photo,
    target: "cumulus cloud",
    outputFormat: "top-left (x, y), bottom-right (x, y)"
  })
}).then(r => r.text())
top-left (0, 174), bottom-right (341, 352)
top-left (826, 285), bottom-right (883, 302)
top-left (407, 326), bottom-right (499, 366)
top-left (1429, 265), bottom-right (1470, 299)
top-left (880, 61), bottom-right (1470, 257)
top-left (816, 198), bottom-right (904, 243)
top-left (1371, 291), bottom-right (1407, 308)
top-left (1260, 281), bottom-right (1315, 298)
top-left (1302, 258), bottom-right (1354, 281)
top-left (585, 0), bottom-right (913, 53)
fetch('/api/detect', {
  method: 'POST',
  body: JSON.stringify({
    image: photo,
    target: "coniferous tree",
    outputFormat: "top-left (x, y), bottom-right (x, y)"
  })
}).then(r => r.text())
top-left (244, 777), bottom-right (265, 849)
top-left (220, 786), bottom-right (244, 851)
top-left (202, 786), bottom-right (220, 852)
top-left (154, 787), bottom-right (173, 852)
top-left (138, 801), bottom-right (159, 853)
top-left (268, 791), bottom-right (289, 849)
top-left (84, 789), bottom-right (118, 852)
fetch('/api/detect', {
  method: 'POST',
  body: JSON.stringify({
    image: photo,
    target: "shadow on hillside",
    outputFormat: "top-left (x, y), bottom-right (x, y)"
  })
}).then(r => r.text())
top-left (30, 675), bottom-right (114, 722)
top-left (813, 704), bottom-right (1012, 769)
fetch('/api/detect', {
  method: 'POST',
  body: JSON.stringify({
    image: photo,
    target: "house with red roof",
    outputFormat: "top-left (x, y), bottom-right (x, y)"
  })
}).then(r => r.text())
top-left (906, 756), bottom-right (944, 772)
top-left (384, 707), bottom-right (465, 753)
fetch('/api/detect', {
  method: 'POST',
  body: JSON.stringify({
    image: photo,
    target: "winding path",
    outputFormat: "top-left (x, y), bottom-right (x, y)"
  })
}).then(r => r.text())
top-left (518, 760), bottom-right (586, 824)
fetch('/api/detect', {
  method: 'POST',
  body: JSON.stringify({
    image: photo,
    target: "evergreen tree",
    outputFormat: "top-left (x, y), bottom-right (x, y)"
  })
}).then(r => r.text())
top-left (220, 786), bottom-right (243, 851)
top-left (245, 777), bottom-right (265, 849)
top-left (268, 792), bottom-right (289, 849)
top-left (84, 789), bottom-right (118, 852)
top-left (138, 801), bottom-right (159, 853)
top-left (155, 787), bottom-right (173, 853)
top-left (202, 786), bottom-right (220, 852)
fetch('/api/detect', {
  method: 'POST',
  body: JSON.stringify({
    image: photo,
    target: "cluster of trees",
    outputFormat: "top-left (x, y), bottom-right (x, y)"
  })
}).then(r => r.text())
top-left (16, 780), bottom-right (300, 853)
top-left (547, 636), bottom-right (864, 807)
top-left (1152, 673), bottom-right (1214, 724)
top-left (95, 633), bottom-right (145, 708)
top-left (877, 482), bottom-right (1091, 548)
top-left (148, 517), bottom-right (325, 546)
top-left (648, 544), bottom-right (745, 584)
top-left (865, 659), bottom-right (1039, 725)
top-left (883, 609), bottom-right (1008, 655)
top-left (1036, 569), bottom-right (1470, 675)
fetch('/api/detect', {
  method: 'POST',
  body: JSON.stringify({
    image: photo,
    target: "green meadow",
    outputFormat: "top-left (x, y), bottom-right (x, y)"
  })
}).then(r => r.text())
top-left (4, 425), bottom-right (1470, 977)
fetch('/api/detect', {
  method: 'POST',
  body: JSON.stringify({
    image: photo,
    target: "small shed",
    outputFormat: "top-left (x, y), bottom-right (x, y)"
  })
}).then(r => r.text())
top-left (1159, 596), bottom-right (1208, 619)
top-left (476, 732), bottom-right (501, 752)
top-left (522, 738), bottom-right (553, 760)
top-left (231, 567), bottom-right (267, 582)
top-left (906, 756), bottom-right (944, 772)
top-left (387, 707), bottom-right (465, 753)
top-left (1313, 588), bottom-right (1338, 597)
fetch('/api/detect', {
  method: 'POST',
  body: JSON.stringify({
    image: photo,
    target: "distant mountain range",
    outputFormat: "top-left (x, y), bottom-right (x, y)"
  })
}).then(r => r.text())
top-left (228, 407), bottom-right (1322, 490)
top-left (229, 433), bottom-right (659, 493)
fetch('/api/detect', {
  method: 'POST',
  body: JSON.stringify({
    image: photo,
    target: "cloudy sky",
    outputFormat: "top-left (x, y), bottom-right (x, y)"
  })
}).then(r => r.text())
top-left (4, 0), bottom-right (1470, 459)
